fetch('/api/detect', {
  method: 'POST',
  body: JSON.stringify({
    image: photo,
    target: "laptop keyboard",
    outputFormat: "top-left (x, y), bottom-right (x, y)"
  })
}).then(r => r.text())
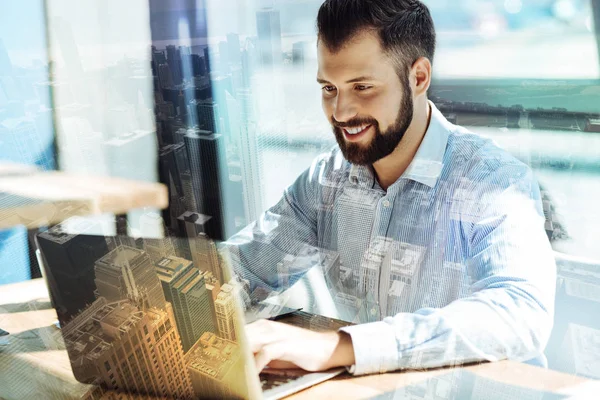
top-left (260, 370), bottom-right (305, 391)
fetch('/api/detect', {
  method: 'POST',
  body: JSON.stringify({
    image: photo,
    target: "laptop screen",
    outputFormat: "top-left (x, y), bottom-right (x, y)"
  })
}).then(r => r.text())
top-left (35, 216), bottom-right (262, 399)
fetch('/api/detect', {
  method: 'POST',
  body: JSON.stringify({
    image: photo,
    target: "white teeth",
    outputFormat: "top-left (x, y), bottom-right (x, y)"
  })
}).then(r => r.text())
top-left (346, 125), bottom-right (369, 135)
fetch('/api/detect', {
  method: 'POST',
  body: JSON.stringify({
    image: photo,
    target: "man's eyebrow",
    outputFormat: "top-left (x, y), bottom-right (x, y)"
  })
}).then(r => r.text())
top-left (316, 76), bottom-right (376, 84)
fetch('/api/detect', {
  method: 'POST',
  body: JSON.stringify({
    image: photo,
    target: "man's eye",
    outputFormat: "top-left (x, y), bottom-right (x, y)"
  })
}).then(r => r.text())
top-left (322, 86), bottom-right (336, 92)
top-left (355, 85), bottom-right (371, 91)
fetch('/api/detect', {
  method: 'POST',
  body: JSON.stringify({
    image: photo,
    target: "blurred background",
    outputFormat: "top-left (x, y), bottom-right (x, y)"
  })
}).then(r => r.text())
top-left (0, 0), bottom-right (599, 379)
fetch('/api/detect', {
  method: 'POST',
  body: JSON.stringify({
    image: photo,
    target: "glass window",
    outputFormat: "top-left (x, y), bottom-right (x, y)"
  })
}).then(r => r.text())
top-left (427, 0), bottom-right (599, 79)
top-left (0, 0), bottom-right (54, 284)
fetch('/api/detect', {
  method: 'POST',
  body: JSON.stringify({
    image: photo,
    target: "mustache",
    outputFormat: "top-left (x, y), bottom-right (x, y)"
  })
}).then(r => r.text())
top-left (331, 117), bottom-right (378, 129)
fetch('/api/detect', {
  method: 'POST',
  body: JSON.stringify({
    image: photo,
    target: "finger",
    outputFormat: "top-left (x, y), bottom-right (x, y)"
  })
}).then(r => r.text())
top-left (246, 319), bottom-right (273, 353)
top-left (267, 360), bottom-right (298, 370)
top-left (254, 342), bottom-right (287, 372)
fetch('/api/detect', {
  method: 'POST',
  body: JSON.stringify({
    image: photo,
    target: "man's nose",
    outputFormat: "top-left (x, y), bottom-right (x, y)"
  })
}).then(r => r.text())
top-left (332, 93), bottom-right (357, 123)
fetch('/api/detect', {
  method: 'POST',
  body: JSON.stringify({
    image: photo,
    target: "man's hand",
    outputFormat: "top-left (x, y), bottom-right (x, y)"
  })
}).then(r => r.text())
top-left (246, 319), bottom-right (355, 372)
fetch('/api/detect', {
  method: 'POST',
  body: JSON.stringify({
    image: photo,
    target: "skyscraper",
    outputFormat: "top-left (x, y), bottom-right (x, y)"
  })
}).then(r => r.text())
top-left (166, 45), bottom-right (182, 85)
top-left (155, 256), bottom-right (217, 352)
top-left (158, 63), bottom-right (174, 89)
top-left (184, 129), bottom-right (227, 240)
top-left (195, 232), bottom-right (224, 284)
top-left (256, 8), bottom-right (282, 66)
top-left (196, 100), bottom-right (221, 133)
top-left (140, 212), bottom-right (176, 263)
top-left (226, 33), bottom-right (242, 67)
top-left (230, 93), bottom-right (264, 223)
top-left (94, 246), bottom-right (166, 310)
top-left (1, 118), bottom-right (55, 173)
top-left (214, 283), bottom-right (238, 341)
top-left (35, 218), bottom-right (110, 321)
top-left (177, 211), bottom-right (217, 255)
top-left (176, 212), bottom-right (222, 283)
top-left (202, 270), bottom-right (222, 301)
top-left (203, 46), bottom-right (211, 75)
top-left (210, 75), bottom-right (233, 137)
top-left (151, 47), bottom-right (167, 76)
top-left (218, 40), bottom-right (230, 72)
top-left (292, 41), bottom-right (309, 65)
top-left (52, 17), bottom-right (83, 77)
top-left (62, 297), bottom-right (193, 398)
top-left (186, 332), bottom-right (248, 399)
top-left (159, 144), bottom-right (184, 224)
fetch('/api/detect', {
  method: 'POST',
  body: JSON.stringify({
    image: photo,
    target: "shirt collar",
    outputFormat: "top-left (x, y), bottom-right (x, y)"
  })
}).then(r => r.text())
top-left (348, 101), bottom-right (451, 189)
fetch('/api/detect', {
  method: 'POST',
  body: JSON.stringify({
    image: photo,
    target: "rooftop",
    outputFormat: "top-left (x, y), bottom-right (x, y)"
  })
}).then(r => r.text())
top-left (98, 246), bottom-right (144, 269)
top-left (186, 332), bottom-right (240, 379)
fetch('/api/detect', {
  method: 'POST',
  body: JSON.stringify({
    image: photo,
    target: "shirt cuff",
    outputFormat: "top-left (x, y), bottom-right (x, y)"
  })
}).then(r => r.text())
top-left (339, 320), bottom-right (399, 375)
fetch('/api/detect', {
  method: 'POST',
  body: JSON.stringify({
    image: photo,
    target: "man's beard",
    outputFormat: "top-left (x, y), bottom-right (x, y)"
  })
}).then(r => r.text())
top-left (332, 75), bottom-right (413, 165)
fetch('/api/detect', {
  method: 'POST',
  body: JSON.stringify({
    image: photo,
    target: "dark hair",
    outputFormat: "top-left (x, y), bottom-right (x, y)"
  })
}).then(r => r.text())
top-left (316, 0), bottom-right (436, 76)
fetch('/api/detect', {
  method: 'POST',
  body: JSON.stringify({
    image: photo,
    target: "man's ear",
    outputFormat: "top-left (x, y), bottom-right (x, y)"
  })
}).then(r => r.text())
top-left (411, 57), bottom-right (432, 97)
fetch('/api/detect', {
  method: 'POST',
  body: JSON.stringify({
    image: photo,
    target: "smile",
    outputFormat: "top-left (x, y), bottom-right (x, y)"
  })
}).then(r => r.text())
top-left (344, 125), bottom-right (371, 135)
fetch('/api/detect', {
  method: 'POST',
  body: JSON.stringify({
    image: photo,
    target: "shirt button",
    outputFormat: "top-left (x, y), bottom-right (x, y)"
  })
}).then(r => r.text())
top-left (382, 200), bottom-right (391, 208)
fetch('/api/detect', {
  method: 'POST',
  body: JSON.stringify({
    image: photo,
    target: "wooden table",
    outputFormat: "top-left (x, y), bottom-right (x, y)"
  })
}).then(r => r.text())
top-left (0, 163), bottom-right (168, 230)
top-left (0, 279), bottom-right (597, 400)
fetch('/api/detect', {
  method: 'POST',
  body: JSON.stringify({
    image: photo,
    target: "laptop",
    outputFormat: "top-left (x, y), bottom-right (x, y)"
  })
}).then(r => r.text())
top-left (35, 217), bottom-right (346, 399)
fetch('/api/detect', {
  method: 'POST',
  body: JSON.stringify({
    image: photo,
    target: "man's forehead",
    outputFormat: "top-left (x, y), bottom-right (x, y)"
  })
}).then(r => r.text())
top-left (317, 37), bottom-right (389, 83)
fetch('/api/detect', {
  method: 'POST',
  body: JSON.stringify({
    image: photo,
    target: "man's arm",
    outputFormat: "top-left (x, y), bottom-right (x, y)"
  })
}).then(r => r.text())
top-left (249, 161), bottom-right (556, 375)
top-left (338, 162), bottom-right (556, 374)
top-left (221, 156), bottom-right (324, 302)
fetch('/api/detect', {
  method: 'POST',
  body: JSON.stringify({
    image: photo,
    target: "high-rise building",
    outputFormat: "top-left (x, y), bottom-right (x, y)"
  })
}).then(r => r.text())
top-left (177, 90), bottom-right (188, 118)
top-left (160, 143), bottom-right (197, 226)
top-left (226, 33), bottom-right (242, 67)
top-left (292, 41), bottom-right (309, 65)
top-left (151, 47), bottom-right (167, 76)
top-left (177, 211), bottom-right (216, 255)
top-left (218, 40), bottom-right (230, 72)
top-left (140, 212), bottom-right (176, 263)
top-left (62, 297), bottom-right (193, 398)
top-left (203, 47), bottom-right (211, 75)
top-left (159, 145), bottom-right (184, 204)
top-left (176, 211), bottom-right (202, 261)
top-left (236, 88), bottom-right (256, 123)
top-left (166, 45), bottom-right (182, 85)
top-left (201, 270), bottom-right (222, 301)
top-left (189, 53), bottom-right (205, 76)
top-left (210, 75), bottom-right (233, 137)
top-left (230, 93), bottom-right (264, 223)
top-left (195, 100), bottom-right (221, 133)
top-left (176, 212), bottom-right (221, 283)
top-left (94, 246), bottom-right (166, 310)
top-left (155, 256), bottom-right (217, 352)
top-left (52, 17), bottom-right (84, 77)
top-left (256, 8), bottom-right (282, 66)
top-left (0, 118), bottom-right (55, 173)
top-left (184, 129), bottom-right (227, 240)
top-left (158, 63), bottom-right (174, 89)
top-left (214, 283), bottom-right (238, 341)
top-left (186, 331), bottom-right (248, 399)
top-left (195, 232), bottom-right (224, 284)
top-left (36, 218), bottom-right (110, 321)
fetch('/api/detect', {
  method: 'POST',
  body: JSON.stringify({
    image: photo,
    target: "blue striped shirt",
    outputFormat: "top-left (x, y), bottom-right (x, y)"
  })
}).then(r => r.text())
top-left (225, 102), bottom-right (556, 375)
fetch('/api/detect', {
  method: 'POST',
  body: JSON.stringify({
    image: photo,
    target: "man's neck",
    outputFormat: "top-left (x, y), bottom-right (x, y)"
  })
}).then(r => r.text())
top-left (372, 100), bottom-right (432, 191)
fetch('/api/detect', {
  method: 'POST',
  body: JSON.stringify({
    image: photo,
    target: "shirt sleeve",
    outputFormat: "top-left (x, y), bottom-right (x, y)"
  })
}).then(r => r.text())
top-left (340, 161), bottom-right (556, 375)
top-left (220, 157), bottom-right (323, 303)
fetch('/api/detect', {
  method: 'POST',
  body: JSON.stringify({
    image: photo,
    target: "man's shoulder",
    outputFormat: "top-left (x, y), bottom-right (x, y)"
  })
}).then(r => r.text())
top-left (446, 126), bottom-right (532, 182)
